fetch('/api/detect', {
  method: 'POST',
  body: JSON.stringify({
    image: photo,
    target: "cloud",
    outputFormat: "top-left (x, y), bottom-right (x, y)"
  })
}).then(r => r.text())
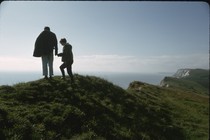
top-left (74, 55), bottom-right (136, 72)
top-left (74, 53), bottom-right (209, 73)
top-left (146, 54), bottom-right (209, 72)
top-left (0, 53), bottom-right (208, 73)
top-left (0, 56), bottom-right (41, 72)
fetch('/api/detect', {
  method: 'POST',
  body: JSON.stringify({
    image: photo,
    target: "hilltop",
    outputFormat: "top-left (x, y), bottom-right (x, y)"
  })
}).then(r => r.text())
top-left (160, 69), bottom-right (209, 95)
top-left (0, 74), bottom-right (209, 140)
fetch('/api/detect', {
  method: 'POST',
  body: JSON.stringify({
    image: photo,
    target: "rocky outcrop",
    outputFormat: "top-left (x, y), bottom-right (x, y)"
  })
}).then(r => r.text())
top-left (128, 81), bottom-right (146, 92)
top-left (160, 77), bottom-right (170, 87)
top-left (160, 69), bottom-right (191, 87)
top-left (173, 69), bottom-right (191, 78)
top-left (159, 69), bottom-right (209, 94)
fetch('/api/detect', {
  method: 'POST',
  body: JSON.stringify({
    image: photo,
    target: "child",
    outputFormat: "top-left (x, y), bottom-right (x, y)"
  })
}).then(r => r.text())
top-left (57, 38), bottom-right (74, 82)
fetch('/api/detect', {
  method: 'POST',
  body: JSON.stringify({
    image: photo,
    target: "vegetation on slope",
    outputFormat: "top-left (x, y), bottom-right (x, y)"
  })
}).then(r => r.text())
top-left (183, 69), bottom-right (209, 89)
top-left (128, 81), bottom-right (209, 140)
top-left (161, 69), bottom-right (209, 95)
top-left (0, 74), bottom-right (209, 140)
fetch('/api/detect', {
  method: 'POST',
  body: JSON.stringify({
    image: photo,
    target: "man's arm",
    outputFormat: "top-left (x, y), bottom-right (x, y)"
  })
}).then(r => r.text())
top-left (53, 33), bottom-right (58, 55)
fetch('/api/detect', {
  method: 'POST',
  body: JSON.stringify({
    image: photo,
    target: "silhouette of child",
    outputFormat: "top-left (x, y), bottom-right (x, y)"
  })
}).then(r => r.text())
top-left (57, 38), bottom-right (74, 82)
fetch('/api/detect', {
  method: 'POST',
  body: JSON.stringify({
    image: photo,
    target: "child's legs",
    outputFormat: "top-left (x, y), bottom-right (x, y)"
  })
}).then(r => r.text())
top-left (67, 64), bottom-right (74, 80)
top-left (60, 63), bottom-right (67, 77)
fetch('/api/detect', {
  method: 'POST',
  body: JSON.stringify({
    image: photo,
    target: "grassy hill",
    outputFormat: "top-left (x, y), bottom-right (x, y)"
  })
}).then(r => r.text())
top-left (160, 69), bottom-right (209, 95)
top-left (0, 74), bottom-right (209, 140)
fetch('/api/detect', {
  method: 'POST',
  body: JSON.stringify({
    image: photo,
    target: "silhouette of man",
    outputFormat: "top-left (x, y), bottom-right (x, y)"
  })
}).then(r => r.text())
top-left (33, 26), bottom-right (58, 79)
top-left (57, 38), bottom-right (74, 82)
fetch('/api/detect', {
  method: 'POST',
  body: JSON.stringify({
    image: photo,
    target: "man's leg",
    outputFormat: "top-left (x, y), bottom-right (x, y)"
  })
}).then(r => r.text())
top-left (48, 52), bottom-right (54, 77)
top-left (42, 55), bottom-right (48, 78)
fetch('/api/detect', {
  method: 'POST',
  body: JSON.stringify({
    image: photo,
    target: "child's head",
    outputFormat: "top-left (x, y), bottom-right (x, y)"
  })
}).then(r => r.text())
top-left (60, 38), bottom-right (67, 45)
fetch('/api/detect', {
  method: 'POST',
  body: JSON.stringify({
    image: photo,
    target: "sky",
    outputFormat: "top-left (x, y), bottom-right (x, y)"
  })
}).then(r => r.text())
top-left (0, 1), bottom-right (209, 74)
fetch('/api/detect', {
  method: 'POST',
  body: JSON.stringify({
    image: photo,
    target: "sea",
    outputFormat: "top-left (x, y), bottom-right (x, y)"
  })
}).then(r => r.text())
top-left (0, 71), bottom-right (173, 89)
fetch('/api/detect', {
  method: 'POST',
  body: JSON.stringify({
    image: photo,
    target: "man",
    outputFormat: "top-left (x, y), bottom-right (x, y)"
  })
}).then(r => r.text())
top-left (33, 26), bottom-right (58, 79)
top-left (57, 38), bottom-right (74, 82)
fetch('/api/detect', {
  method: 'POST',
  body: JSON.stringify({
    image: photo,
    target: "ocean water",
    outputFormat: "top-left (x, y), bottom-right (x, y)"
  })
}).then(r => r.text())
top-left (0, 72), bottom-right (42, 86)
top-left (92, 72), bottom-right (169, 89)
top-left (0, 71), bottom-right (172, 89)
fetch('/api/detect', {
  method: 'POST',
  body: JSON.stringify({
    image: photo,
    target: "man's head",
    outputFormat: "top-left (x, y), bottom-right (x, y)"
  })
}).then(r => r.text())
top-left (44, 26), bottom-right (50, 31)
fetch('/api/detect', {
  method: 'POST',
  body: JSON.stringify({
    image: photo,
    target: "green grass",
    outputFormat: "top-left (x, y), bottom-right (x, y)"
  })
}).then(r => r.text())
top-left (0, 74), bottom-right (209, 139)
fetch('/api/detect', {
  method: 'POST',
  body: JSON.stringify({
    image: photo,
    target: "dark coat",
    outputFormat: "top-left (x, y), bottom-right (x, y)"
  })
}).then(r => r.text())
top-left (58, 43), bottom-right (73, 65)
top-left (33, 30), bottom-right (58, 57)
